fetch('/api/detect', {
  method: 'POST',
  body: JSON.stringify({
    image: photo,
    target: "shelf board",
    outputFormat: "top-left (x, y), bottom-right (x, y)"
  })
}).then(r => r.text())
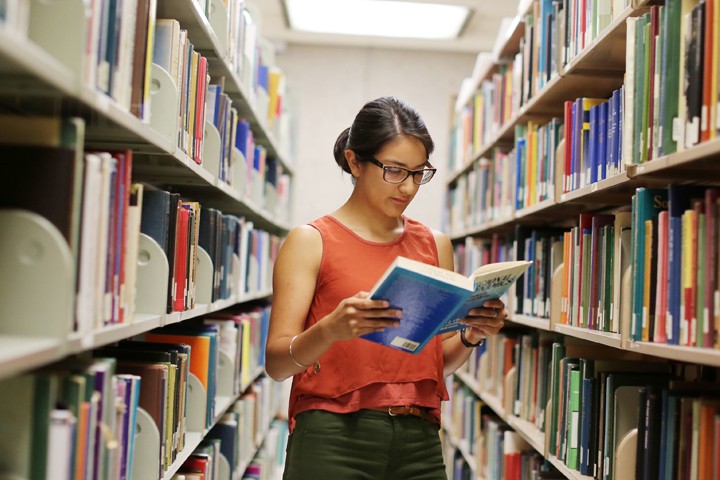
top-left (547, 456), bottom-right (596, 480)
top-left (0, 336), bottom-right (66, 381)
top-left (161, 431), bottom-right (204, 480)
top-left (627, 137), bottom-right (720, 180)
top-left (493, 16), bottom-right (524, 60)
top-left (553, 324), bottom-right (623, 349)
top-left (509, 314), bottom-right (552, 331)
top-left (506, 416), bottom-right (545, 455)
top-left (625, 341), bottom-right (720, 367)
top-left (559, 171), bottom-right (636, 205)
top-left (0, 28), bottom-right (77, 96)
top-left (449, 215), bottom-right (517, 241)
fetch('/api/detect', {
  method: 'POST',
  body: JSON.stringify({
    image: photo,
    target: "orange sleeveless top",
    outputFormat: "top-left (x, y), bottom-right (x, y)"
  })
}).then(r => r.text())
top-left (287, 215), bottom-right (449, 431)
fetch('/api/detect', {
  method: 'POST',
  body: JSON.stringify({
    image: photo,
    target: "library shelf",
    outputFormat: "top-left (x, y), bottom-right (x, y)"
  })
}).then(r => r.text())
top-left (627, 137), bottom-right (720, 180)
top-left (553, 324), bottom-right (623, 349)
top-left (509, 314), bottom-right (552, 331)
top-left (625, 341), bottom-right (720, 368)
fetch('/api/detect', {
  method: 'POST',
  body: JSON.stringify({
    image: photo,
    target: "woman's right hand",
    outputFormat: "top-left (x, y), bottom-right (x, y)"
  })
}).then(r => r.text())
top-left (321, 291), bottom-right (402, 341)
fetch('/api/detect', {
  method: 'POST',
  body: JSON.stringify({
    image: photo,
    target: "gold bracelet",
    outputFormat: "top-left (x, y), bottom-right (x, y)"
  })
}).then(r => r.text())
top-left (289, 334), bottom-right (313, 368)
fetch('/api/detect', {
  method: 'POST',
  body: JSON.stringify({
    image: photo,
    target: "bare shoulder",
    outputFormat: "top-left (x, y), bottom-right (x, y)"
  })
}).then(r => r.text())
top-left (429, 227), bottom-right (453, 270)
top-left (277, 224), bottom-right (323, 267)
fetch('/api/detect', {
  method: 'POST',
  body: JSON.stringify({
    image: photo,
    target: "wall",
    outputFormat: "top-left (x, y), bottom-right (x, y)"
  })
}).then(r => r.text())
top-left (275, 44), bottom-right (475, 231)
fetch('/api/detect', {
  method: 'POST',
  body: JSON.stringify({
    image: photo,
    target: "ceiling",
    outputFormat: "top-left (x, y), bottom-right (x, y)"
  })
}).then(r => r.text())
top-left (253, 0), bottom-right (522, 54)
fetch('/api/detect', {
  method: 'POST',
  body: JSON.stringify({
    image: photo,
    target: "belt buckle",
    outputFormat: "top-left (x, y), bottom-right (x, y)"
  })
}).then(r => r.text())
top-left (387, 406), bottom-right (407, 416)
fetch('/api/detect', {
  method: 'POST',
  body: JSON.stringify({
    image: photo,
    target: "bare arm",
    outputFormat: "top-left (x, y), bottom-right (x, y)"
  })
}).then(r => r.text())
top-left (264, 225), bottom-right (403, 381)
top-left (435, 230), bottom-right (507, 376)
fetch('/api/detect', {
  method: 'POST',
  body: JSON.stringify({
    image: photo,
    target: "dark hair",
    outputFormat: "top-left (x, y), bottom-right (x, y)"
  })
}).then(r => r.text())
top-left (333, 96), bottom-right (435, 174)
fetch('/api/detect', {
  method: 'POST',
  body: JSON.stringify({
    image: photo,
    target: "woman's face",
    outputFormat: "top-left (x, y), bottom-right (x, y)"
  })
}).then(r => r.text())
top-left (355, 135), bottom-right (432, 217)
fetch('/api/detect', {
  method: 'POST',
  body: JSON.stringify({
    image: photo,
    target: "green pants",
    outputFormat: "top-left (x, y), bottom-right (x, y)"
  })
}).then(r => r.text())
top-left (283, 409), bottom-right (447, 480)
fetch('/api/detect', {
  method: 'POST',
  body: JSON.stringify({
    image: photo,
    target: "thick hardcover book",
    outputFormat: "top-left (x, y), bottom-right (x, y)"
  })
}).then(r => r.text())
top-left (361, 256), bottom-right (531, 353)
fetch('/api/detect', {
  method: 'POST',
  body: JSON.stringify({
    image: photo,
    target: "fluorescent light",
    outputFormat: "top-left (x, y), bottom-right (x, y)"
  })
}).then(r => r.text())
top-left (284, 0), bottom-right (470, 40)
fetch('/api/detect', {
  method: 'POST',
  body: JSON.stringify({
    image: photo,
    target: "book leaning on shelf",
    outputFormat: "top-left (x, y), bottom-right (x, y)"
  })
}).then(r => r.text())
top-left (362, 256), bottom-right (532, 354)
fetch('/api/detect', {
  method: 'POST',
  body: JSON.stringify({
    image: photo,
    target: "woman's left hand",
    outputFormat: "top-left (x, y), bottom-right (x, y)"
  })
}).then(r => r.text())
top-left (460, 299), bottom-right (507, 344)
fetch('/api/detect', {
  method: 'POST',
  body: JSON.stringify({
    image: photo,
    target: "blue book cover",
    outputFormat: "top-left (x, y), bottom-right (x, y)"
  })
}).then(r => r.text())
top-left (598, 101), bottom-right (608, 181)
top-left (364, 256), bottom-right (531, 353)
top-left (589, 104), bottom-right (599, 184)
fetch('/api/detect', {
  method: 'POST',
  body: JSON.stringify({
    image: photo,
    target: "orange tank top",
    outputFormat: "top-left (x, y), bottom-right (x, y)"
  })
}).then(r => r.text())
top-left (287, 215), bottom-right (449, 430)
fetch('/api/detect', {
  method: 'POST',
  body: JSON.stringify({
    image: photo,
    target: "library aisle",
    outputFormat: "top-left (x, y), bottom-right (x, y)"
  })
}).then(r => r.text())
top-left (2, 0), bottom-right (720, 479)
top-left (0, 0), bottom-right (293, 479)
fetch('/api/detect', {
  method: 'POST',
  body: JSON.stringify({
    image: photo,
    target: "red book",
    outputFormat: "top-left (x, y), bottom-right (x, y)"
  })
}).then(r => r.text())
top-left (172, 207), bottom-right (189, 312)
top-left (193, 56), bottom-right (208, 165)
top-left (114, 150), bottom-right (132, 323)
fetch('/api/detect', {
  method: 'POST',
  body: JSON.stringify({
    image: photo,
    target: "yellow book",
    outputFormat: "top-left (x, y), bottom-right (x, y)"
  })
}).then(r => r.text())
top-left (267, 67), bottom-right (282, 128)
top-left (240, 317), bottom-right (252, 387)
top-left (473, 94), bottom-right (483, 153)
top-left (528, 122), bottom-right (538, 207)
top-left (164, 363), bottom-right (176, 468)
top-left (142, 0), bottom-right (157, 122)
top-left (682, 210), bottom-right (693, 345)
top-left (643, 219), bottom-right (653, 341)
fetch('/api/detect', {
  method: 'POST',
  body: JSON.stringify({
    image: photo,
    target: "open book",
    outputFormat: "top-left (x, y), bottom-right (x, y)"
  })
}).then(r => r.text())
top-left (361, 256), bottom-right (532, 353)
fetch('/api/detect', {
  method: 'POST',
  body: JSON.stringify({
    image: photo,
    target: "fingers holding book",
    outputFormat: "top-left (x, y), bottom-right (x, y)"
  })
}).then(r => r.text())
top-left (461, 299), bottom-right (507, 339)
top-left (325, 291), bottom-right (403, 340)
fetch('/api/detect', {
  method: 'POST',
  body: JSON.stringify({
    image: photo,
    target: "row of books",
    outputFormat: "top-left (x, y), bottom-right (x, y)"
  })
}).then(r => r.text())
top-left (442, 378), bottom-right (563, 480)
top-left (456, 330), bottom-right (720, 480)
top-left (0, 114), bottom-right (282, 335)
top-left (444, 149), bottom-right (514, 234)
top-left (450, 183), bottom-right (720, 349)
top-left (513, 119), bottom-right (562, 209)
top-left (625, 1), bottom-right (720, 165)
top-left (449, 65), bottom-right (516, 171)
top-left (448, 0), bottom-right (632, 174)
top-left (0, 304), bottom-right (273, 480)
top-left (1, 0), bottom-right (292, 147)
top-left (152, 15), bottom-right (210, 164)
top-left (629, 185), bottom-right (720, 347)
top-left (562, 88), bottom-right (625, 193)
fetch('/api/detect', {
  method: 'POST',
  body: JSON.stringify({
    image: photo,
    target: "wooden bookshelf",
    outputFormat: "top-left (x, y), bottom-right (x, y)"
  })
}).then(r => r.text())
top-left (0, 1), bottom-right (292, 479)
top-left (445, 0), bottom-right (720, 477)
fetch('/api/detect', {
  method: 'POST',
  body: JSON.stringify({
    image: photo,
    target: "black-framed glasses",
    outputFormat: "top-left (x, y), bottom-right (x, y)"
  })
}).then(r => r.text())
top-left (365, 156), bottom-right (437, 185)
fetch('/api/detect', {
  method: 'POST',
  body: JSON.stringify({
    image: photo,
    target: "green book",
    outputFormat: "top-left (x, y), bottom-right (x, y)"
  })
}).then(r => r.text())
top-left (30, 373), bottom-right (58, 480)
top-left (660, 0), bottom-right (681, 155)
top-left (566, 368), bottom-right (581, 469)
top-left (632, 14), bottom-right (648, 165)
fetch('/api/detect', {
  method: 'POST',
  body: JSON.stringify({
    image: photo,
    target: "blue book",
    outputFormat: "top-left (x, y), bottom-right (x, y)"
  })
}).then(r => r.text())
top-left (598, 102), bottom-right (608, 181)
top-left (363, 256), bottom-right (532, 353)
top-left (589, 104), bottom-right (599, 184)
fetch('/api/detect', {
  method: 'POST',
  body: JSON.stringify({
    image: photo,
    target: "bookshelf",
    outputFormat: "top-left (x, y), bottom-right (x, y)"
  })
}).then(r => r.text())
top-left (444, 0), bottom-right (720, 478)
top-left (0, 0), bottom-right (291, 479)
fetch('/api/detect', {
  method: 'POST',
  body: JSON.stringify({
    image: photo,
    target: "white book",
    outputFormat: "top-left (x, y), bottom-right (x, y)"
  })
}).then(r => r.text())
top-left (76, 153), bottom-right (102, 334)
top-left (122, 183), bottom-right (143, 322)
top-left (46, 409), bottom-right (76, 480)
top-left (113, 0), bottom-right (138, 109)
top-left (84, 0), bottom-right (103, 88)
top-left (94, 152), bottom-right (114, 328)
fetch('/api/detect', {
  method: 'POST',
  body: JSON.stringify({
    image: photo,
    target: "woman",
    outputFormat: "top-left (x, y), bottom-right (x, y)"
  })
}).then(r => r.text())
top-left (266, 96), bottom-right (507, 479)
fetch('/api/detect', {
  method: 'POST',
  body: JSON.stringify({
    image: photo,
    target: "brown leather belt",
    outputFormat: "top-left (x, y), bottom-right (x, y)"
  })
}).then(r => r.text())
top-left (366, 406), bottom-right (438, 424)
